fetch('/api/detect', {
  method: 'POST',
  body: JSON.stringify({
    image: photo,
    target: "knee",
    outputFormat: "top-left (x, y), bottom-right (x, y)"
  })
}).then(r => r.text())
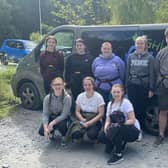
top-left (87, 130), bottom-right (99, 140)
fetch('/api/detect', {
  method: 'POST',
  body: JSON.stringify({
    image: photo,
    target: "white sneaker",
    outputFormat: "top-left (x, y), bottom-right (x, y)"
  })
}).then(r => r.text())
top-left (60, 136), bottom-right (66, 147)
top-left (137, 131), bottom-right (143, 142)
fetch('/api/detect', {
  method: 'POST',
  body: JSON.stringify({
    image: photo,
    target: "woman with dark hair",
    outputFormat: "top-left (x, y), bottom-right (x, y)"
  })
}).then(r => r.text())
top-left (39, 77), bottom-right (72, 145)
top-left (40, 36), bottom-right (64, 94)
top-left (65, 38), bottom-right (94, 101)
top-left (99, 84), bottom-right (140, 165)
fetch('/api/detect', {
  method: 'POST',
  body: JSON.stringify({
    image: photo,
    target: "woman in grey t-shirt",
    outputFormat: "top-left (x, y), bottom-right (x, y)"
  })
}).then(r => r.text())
top-left (39, 77), bottom-right (72, 144)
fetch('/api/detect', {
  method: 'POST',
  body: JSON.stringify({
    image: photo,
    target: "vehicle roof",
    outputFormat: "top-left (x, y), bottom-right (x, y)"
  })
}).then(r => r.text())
top-left (4, 39), bottom-right (34, 43)
top-left (55, 23), bottom-right (168, 30)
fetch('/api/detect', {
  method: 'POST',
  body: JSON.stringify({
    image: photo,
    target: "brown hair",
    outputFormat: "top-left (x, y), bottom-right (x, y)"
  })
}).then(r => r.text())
top-left (46, 35), bottom-right (57, 44)
top-left (75, 38), bottom-right (85, 45)
top-left (83, 76), bottom-right (95, 87)
top-left (110, 84), bottom-right (125, 110)
top-left (49, 77), bottom-right (65, 109)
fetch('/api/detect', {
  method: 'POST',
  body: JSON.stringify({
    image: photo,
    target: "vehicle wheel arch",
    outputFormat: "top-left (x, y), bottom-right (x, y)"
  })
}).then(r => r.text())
top-left (17, 79), bottom-right (42, 110)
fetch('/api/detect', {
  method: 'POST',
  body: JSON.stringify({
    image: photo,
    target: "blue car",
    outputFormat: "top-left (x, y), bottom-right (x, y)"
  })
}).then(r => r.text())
top-left (0, 39), bottom-right (36, 64)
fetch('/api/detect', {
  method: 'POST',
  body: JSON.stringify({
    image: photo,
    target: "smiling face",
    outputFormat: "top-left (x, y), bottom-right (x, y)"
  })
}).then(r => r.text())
top-left (101, 42), bottom-right (112, 58)
top-left (46, 38), bottom-right (57, 52)
top-left (135, 37), bottom-right (146, 53)
top-left (83, 78), bottom-right (94, 93)
top-left (51, 77), bottom-right (64, 95)
top-left (111, 85), bottom-right (124, 102)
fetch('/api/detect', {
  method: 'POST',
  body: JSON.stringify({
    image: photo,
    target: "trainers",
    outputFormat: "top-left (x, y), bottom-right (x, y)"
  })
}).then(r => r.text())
top-left (137, 131), bottom-right (143, 142)
top-left (60, 136), bottom-right (66, 147)
top-left (107, 153), bottom-right (124, 165)
top-left (49, 132), bottom-right (55, 141)
top-left (153, 135), bottom-right (164, 146)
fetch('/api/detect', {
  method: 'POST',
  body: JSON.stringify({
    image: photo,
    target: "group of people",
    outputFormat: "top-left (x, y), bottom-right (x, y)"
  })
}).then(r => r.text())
top-left (38, 28), bottom-right (168, 165)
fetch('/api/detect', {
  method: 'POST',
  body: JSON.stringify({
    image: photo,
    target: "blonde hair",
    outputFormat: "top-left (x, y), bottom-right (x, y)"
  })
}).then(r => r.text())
top-left (110, 84), bottom-right (125, 107)
top-left (135, 36), bottom-right (148, 51)
top-left (83, 76), bottom-right (95, 87)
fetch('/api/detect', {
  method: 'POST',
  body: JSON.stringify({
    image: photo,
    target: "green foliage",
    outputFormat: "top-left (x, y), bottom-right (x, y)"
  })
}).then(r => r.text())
top-left (108, 0), bottom-right (155, 24)
top-left (51, 0), bottom-right (111, 25)
top-left (0, 65), bottom-right (19, 118)
top-left (29, 32), bottom-right (42, 43)
top-left (156, 0), bottom-right (168, 23)
top-left (0, 0), bottom-right (168, 44)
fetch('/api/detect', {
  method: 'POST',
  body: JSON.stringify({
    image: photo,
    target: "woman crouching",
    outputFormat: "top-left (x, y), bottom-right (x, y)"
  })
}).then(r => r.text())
top-left (73, 76), bottom-right (105, 141)
top-left (99, 84), bottom-right (140, 165)
top-left (39, 77), bottom-right (72, 145)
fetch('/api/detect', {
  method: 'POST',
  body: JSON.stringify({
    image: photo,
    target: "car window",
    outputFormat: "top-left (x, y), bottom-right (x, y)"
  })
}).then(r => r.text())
top-left (81, 30), bottom-right (139, 59)
top-left (6, 41), bottom-right (17, 49)
top-left (40, 31), bottom-right (74, 57)
top-left (16, 42), bottom-right (24, 49)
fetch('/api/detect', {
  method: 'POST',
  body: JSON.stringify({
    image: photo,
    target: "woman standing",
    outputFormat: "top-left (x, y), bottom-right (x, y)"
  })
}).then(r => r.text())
top-left (92, 42), bottom-right (125, 115)
top-left (73, 76), bottom-right (105, 141)
top-left (40, 36), bottom-right (64, 94)
top-left (100, 84), bottom-right (140, 165)
top-left (126, 36), bottom-right (155, 129)
top-left (65, 38), bottom-right (94, 101)
top-left (39, 77), bottom-right (72, 145)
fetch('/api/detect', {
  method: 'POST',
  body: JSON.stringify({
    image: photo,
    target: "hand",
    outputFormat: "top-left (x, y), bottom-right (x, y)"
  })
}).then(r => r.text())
top-left (44, 128), bottom-right (49, 138)
top-left (82, 121), bottom-right (90, 128)
top-left (48, 120), bottom-right (56, 131)
top-left (148, 91), bottom-right (154, 98)
top-left (104, 127), bottom-right (107, 134)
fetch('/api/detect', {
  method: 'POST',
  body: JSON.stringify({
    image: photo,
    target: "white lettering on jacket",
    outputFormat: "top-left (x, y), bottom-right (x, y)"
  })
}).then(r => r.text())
top-left (131, 60), bottom-right (148, 66)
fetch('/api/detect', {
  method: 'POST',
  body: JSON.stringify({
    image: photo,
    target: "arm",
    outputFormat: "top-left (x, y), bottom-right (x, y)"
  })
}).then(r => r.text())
top-left (104, 117), bottom-right (111, 134)
top-left (118, 57), bottom-right (126, 83)
top-left (126, 55), bottom-right (131, 88)
top-left (148, 55), bottom-right (155, 95)
top-left (65, 56), bottom-right (71, 86)
top-left (75, 104), bottom-right (87, 122)
top-left (91, 58), bottom-right (96, 77)
top-left (42, 95), bottom-right (50, 137)
top-left (58, 52), bottom-right (64, 73)
top-left (124, 111), bottom-right (136, 125)
top-left (84, 105), bottom-right (104, 127)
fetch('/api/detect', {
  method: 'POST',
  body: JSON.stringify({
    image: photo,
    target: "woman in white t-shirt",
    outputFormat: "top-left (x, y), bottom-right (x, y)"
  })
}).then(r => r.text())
top-left (100, 84), bottom-right (140, 165)
top-left (74, 76), bottom-right (105, 140)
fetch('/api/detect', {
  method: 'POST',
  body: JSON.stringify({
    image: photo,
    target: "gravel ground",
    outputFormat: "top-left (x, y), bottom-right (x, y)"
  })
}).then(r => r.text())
top-left (0, 105), bottom-right (168, 168)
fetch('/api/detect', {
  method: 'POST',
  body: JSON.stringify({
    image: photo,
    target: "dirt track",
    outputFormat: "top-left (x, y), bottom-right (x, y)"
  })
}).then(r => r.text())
top-left (0, 105), bottom-right (168, 168)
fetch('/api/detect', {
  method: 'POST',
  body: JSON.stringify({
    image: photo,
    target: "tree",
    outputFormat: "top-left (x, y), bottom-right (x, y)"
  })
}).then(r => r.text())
top-left (0, 0), bottom-right (16, 44)
top-left (156, 0), bottom-right (168, 23)
top-left (108, 0), bottom-right (155, 24)
top-left (51, 0), bottom-right (111, 25)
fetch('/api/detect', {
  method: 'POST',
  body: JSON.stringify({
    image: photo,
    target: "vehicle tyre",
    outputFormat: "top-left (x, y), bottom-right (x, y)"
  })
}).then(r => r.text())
top-left (19, 82), bottom-right (41, 110)
top-left (144, 105), bottom-right (159, 136)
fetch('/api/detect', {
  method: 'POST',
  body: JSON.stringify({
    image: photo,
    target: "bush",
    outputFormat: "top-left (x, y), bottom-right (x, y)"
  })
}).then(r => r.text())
top-left (0, 65), bottom-right (19, 118)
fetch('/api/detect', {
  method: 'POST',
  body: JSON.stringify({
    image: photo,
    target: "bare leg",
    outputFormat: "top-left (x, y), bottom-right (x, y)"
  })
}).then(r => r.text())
top-left (159, 110), bottom-right (168, 137)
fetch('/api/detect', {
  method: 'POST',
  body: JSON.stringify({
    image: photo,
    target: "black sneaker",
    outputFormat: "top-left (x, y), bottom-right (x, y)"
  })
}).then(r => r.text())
top-left (107, 153), bottom-right (124, 165)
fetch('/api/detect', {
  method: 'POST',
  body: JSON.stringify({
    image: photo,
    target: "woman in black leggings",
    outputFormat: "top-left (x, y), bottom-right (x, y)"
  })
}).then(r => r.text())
top-left (99, 84), bottom-right (140, 165)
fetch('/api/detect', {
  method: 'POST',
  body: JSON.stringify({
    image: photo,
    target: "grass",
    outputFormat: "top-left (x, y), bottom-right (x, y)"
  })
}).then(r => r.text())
top-left (0, 64), bottom-right (20, 118)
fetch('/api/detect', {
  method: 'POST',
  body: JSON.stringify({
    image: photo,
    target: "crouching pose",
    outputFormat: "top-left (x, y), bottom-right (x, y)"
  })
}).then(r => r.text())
top-left (99, 84), bottom-right (140, 165)
top-left (39, 77), bottom-right (72, 145)
top-left (71, 76), bottom-right (105, 141)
